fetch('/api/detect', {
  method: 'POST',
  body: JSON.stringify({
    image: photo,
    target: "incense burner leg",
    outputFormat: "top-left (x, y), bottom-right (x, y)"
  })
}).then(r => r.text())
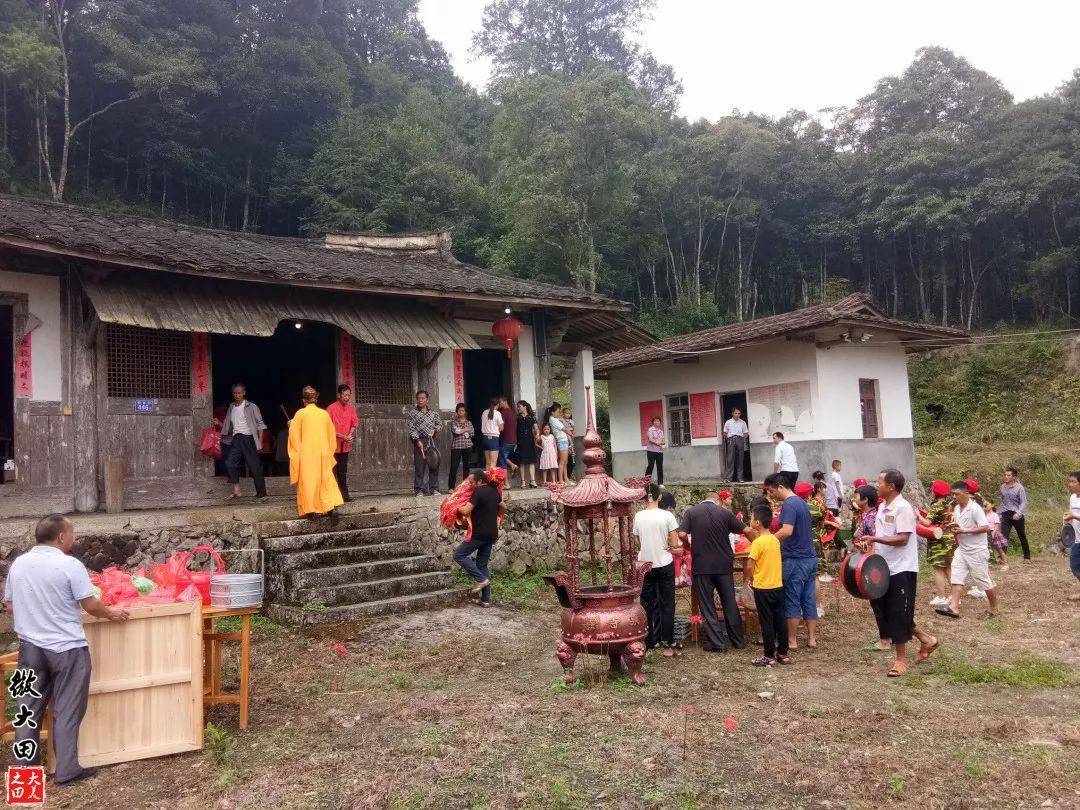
top-left (556, 641), bottom-right (578, 685)
top-left (622, 640), bottom-right (647, 686)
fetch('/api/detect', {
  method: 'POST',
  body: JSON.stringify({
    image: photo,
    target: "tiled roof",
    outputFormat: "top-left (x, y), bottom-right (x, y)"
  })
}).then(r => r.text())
top-left (0, 194), bottom-right (624, 310)
top-left (595, 293), bottom-right (970, 372)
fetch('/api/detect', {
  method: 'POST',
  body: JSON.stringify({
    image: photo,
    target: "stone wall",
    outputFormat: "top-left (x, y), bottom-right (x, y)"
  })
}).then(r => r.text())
top-left (0, 519), bottom-right (261, 578)
top-left (402, 496), bottom-right (566, 575)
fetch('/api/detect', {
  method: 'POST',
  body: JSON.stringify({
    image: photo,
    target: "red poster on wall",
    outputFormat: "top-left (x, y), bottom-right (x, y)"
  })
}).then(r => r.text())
top-left (453, 350), bottom-right (464, 403)
top-left (638, 400), bottom-right (663, 446)
top-left (689, 392), bottom-right (718, 439)
top-left (14, 334), bottom-right (31, 398)
top-left (192, 333), bottom-right (209, 395)
top-left (339, 331), bottom-right (354, 385)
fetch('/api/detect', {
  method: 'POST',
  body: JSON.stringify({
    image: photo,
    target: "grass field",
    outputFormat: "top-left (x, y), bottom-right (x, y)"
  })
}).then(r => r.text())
top-left (43, 553), bottom-right (1080, 810)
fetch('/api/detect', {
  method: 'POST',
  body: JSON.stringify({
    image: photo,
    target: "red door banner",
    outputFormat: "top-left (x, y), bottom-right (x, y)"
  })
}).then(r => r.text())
top-left (689, 391), bottom-right (718, 439)
top-left (192, 333), bottom-right (209, 395)
top-left (453, 350), bottom-right (464, 403)
top-left (14, 334), bottom-right (31, 398)
top-left (638, 400), bottom-right (663, 446)
top-left (339, 331), bottom-right (354, 385)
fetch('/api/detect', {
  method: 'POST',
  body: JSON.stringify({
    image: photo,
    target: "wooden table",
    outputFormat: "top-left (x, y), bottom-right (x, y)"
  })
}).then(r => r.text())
top-left (687, 550), bottom-right (752, 644)
top-left (202, 605), bottom-right (257, 730)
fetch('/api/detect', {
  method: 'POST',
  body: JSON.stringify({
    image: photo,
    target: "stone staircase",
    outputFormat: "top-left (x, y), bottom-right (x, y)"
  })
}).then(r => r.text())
top-left (261, 510), bottom-right (462, 624)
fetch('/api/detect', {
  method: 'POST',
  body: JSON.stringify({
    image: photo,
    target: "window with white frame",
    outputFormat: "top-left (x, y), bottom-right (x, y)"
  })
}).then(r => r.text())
top-left (666, 393), bottom-right (691, 446)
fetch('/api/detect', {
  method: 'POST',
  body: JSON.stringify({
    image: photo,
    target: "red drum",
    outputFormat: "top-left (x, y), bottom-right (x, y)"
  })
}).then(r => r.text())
top-left (916, 523), bottom-right (943, 540)
top-left (840, 551), bottom-right (890, 600)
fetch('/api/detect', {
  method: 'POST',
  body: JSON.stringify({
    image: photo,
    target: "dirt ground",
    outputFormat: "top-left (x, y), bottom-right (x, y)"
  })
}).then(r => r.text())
top-left (20, 555), bottom-right (1080, 810)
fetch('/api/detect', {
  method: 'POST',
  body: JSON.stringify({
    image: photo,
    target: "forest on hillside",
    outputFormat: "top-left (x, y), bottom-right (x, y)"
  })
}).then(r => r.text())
top-left (1, 0), bottom-right (1079, 335)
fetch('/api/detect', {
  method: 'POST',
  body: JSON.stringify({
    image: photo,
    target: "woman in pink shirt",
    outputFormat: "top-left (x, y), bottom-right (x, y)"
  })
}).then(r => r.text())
top-left (644, 416), bottom-right (666, 485)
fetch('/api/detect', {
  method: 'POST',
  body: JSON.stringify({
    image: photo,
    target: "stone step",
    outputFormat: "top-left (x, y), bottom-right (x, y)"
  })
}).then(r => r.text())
top-left (266, 589), bottom-right (465, 625)
top-left (285, 555), bottom-right (443, 590)
top-left (261, 524), bottom-right (408, 553)
top-left (256, 511), bottom-right (397, 539)
top-left (289, 570), bottom-right (454, 607)
top-left (271, 541), bottom-right (416, 572)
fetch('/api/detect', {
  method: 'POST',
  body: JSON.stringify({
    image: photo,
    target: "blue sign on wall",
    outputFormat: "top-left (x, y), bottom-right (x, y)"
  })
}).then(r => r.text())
top-left (133, 399), bottom-right (158, 413)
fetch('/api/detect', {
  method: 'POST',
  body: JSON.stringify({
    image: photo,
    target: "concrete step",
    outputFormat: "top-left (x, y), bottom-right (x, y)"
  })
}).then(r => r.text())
top-left (262, 524), bottom-right (409, 553)
top-left (266, 589), bottom-right (465, 625)
top-left (285, 555), bottom-right (443, 590)
top-left (256, 511), bottom-right (397, 539)
top-left (271, 541), bottom-right (416, 572)
top-left (290, 570), bottom-right (454, 607)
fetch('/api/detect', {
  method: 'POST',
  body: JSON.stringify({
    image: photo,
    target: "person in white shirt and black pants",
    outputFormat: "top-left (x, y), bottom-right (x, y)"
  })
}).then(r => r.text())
top-left (634, 483), bottom-right (683, 656)
top-left (722, 409), bottom-right (749, 482)
top-left (220, 383), bottom-right (268, 502)
top-left (771, 432), bottom-right (798, 490)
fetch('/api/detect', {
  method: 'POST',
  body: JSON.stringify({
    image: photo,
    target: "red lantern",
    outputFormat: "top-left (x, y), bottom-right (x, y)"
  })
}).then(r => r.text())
top-left (491, 316), bottom-right (524, 358)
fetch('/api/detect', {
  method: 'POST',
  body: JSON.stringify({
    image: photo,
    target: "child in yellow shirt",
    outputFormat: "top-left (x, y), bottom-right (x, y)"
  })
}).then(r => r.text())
top-left (744, 504), bottom-right (790, 666)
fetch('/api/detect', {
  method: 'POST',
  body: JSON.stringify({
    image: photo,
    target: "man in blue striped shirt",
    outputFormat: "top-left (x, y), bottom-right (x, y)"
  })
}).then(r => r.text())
top-left (999, 467), bottom-right (1030, 560)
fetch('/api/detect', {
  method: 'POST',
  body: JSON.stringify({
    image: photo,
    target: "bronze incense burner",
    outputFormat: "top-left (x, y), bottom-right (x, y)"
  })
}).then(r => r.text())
top-left (544, 387), bottom-right (648, 685)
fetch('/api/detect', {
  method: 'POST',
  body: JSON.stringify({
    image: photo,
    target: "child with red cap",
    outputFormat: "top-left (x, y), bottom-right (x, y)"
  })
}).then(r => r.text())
top-left (918, 480), bottom-right (955, 607)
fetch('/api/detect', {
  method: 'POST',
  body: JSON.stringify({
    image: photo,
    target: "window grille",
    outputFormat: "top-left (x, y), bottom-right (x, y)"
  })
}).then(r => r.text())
top-left (106, 325), bottom-right (191, 399)
top-left (859, 378), bottom-right (881, 439)
top-left (354, 342), bottom-right (416, 404)
top-left (666, 393), bottom-right (691, 446)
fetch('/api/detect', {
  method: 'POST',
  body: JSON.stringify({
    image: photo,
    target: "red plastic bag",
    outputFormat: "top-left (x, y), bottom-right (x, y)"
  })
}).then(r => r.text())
top-left (151, 552), bottom-right (193, 594)
top-left (175, 545), bottom-right (227, 603)
top-left (199, 425), bottom-right (222, 461)
top-left (92, 566), bottom-right (140, 606)
top-left (176, 583), bottom-right (203, 603)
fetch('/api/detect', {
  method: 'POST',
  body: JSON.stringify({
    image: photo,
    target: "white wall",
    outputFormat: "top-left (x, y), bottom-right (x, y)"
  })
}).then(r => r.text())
top-left (0, 269), bottom-right (62, 402)
top-left (813, 344), bottom-right (913, 439)
top-left (516, 325), bottom-right (537, 407)
top-left (607, 341), bottom-right (823, 453)
top-left (435, 349), bottom-right (456, 410)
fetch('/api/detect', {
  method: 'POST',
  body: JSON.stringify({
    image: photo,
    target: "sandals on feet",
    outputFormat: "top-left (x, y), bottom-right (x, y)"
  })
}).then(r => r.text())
top-left (935, 607), bottom-right (961, 619)
top-left (916, 639), bottom-right (939, 663)
top-left (887, 663), bottom-right (907, 678)
top-left (751, 656), bottom-right (776, 667)
top-left (469, 579), bottom-right (490, 594)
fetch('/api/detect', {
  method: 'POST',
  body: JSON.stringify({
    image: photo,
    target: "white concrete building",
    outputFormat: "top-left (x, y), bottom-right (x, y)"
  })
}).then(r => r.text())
top-left (596, 295), bottom-right (969, 484)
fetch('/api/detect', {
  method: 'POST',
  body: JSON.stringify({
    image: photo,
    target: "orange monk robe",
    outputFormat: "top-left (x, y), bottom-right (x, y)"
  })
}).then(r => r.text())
top-left (288, 403), bottom-right (344, 516)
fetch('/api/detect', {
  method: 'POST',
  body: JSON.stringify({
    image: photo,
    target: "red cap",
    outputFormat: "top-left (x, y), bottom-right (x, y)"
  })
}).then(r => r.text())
top-left (852, 478), bottom-right (868, 488)
top-left (718, 489), bottom-right (732, 500)
top-left (794, 482), bottom-right (813, 499)
top-left (964, 478), bottom-right (980, 494)
top-left (931, 480), bottom-right (950, 497)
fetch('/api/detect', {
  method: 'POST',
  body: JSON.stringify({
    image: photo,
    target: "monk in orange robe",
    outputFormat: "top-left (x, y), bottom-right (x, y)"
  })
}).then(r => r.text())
top-left (288, 386), bottom-right (344, 517)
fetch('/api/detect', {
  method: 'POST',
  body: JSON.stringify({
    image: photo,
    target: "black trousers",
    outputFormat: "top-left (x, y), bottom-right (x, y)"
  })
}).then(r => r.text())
top-left (753, 586), bottom-right (789, 658)
top-left (448, 448), bottom-right (470, 491)
top-left (333, 452), bottom-right (350, 501)
top-left (869, 570), bottom-right (916, 645)
top-left (1000, 511), bottom-right (1030, 559)
top-left (779, 470), bottom-right (798, 490)
top-left (413, 444), bottom-right (438, 495)
top-left (224, 433), bottom-right (266, 497)
top-left (15, 643), bottom-right (91, 782)
top-left (640, 561), bottom-right (676, 647)
top-left (693, 573), bottom-right (745, 651)
top-left (645, 451), bottom-right (664, 485)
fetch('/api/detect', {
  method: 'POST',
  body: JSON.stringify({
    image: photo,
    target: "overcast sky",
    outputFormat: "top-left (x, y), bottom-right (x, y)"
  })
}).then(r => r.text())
top-left (417, 0), bottom-right (1080, 121)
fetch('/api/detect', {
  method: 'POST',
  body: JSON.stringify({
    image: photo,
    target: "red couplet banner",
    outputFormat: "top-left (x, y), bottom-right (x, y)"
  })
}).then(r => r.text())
top-left (689, 392), bottom-right (717, 439)
top-left (192, 333), bottom-right (209, 395)
top-left (339, 331), bottom-right (354, 385)
top-left (638, 400), bottom-right (663, 446)
top-left (453, 350), bottom-right (464, 403)
top-left (14, 334), bottom-right (31, 398)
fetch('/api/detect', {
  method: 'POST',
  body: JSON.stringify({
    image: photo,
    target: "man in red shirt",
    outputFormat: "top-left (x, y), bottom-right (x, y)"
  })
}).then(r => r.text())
top-left (326, 384), bottom-right (360, 502)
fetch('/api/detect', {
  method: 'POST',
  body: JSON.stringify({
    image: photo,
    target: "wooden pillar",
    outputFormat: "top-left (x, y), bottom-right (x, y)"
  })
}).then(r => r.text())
top-left (71, 283), bottom-right (98, 512)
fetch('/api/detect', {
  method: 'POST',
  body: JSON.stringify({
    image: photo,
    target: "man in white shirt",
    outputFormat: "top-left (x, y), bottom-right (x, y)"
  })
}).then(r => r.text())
top-left (220, 383), bottom-right (268, 502)
top-left (937, 480), bottom-right (999, 619)
top-left (634, 484), bottom-right (683, 655)
top-left (771, 432), bottom-right (798, 490)
top-left (722, 409), bottom-right (749, 482)
top-left (3, 515), bottom-right (129, 785)
top-left (858, 469), bottom-right (937, 677)
top-left (827, 459), bottom-right (844, 516)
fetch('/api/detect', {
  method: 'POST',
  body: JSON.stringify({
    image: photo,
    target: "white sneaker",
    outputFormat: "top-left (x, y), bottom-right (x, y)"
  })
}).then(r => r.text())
top-left (967, 587), bottom-right (986, 599)
top-left (818, 574), bottom-right (834, 583)
top-left (929, 596), bottom-right (948, 607)
top-left (816, 606), bottom-right (826, 618)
